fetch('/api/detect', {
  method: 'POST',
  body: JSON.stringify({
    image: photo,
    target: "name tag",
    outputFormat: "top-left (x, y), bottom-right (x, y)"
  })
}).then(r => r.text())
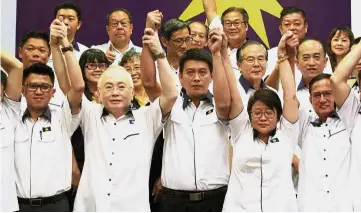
top-left (42, 126), bottom-right (52, 132)
top-left (206, 109), bottom-right (213, 115)
top-left (270, 137), bottom-right (279, 143)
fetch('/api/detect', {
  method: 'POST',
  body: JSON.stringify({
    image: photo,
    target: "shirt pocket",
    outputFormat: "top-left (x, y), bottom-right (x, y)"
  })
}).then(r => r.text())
top-left (37, 131), bottom-right (56, 143)
top-left (0, 125), bottom-right (12, 149)
top-left (199, 111), bottom-right (218, 126)
top-left (170, 111), bottom-right (191, 125)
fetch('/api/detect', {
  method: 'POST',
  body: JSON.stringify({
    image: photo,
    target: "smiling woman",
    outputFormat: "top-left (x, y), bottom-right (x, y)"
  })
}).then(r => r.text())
top-left (79, 48), bottom-right (110, 102)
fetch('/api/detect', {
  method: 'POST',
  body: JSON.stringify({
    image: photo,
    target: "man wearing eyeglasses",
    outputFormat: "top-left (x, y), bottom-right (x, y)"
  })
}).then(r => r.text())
top-left (202, 0), bottom-right (249, 80)
top-left (297, 73), bottom-right (352, 211)
top-left (13, 30), bottom-right (84, 212)
top-left (91, 8), bottom-right (142, 65)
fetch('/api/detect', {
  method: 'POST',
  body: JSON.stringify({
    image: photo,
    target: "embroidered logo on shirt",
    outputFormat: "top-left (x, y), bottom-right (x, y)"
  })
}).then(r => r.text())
top-left (129, 119), bottom-right (135, 124)
top-left (270, 137), bottom-right (279, 143)
top-left (42, 127), bottom-right (51, 132)
top-left (206, 109), bottom-right (213, 115)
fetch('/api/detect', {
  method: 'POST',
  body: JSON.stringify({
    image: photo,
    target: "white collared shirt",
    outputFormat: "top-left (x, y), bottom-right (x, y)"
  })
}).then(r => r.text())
top-left (14, 98), bottom-right (76, 198)
top-left (91, 40), bottom-right (142, 65)
top-left (223, 109), bottom-right (298, 211)
top-left (73, 98), bottom-right (164, 212)
top-left (337, 92), bottom-right (361, 211)
top-left (161, 93), bottom-right (230, 191)
top-left (297, 108), bottom-right (353, 211)
top-left (0, 97), bottom-right (21, 212)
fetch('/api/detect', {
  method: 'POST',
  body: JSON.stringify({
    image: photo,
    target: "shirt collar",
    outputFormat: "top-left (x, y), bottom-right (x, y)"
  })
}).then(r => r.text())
top-left (239, 75), bottom-right (267, 93)
top-left (71, 40), bottom-right (80, 52)
top-left (108, 40), bottom-right (135, 54)
top-left (180, 87), bottom-right (213, 110)
top-left (130, 98), bottom-right (150, 110)
top-left (310, 111), bottom-right (339, 127)
top-left (101, 105), bottom-right (133, 119)
top-left (22, 106), bottom-right (52, 123)
top-left (297, 78), bottom-right (307, 91)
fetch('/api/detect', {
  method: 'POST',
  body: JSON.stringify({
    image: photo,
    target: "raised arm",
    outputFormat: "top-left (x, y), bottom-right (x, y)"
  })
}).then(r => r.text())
top-left (220, 32), bottom-right (243, 119)
top-left (140, 10), bottom-right (163, 102)
top-left (52, 18), bottom-right (84, 114)
top-left (265, 32), bottom-right (298, 90)
top-left (208, 29), bottom-right (231, 119)
top-left (202, 0), bottom-right (218, 24)
top-left (1, 50), bottom-right (23, 101)
top-left (278, 32), bottom-right (299, 123)
top-left (50, 18), bottom-right (71, 95)
top-left (142, 28), bottom-right (178, 119)
top-left (331, 41), bottom-right (361, 108)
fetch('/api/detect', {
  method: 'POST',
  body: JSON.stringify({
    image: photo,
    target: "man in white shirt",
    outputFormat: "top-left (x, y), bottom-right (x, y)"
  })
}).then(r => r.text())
top-left (14, 21), bottom-right (84, 211)
top-left (297, 73), bottom-right (352, 211)
top-left (91, 8), bottom-right (142, 65)
top-left (0, 51), bottom-right (23, 212)
top-left (202, 0), bottom-right (249, 80)
top-left (52, 1), bottom-right (88, 60)
top-left (72, 27), bottom-right (178, 211)
top-left (265, 7), bottom-right (332, 90)
top-left (145, 38), bottom-right (230, 211)
top-left (331, 40), bottom-right (361, 211)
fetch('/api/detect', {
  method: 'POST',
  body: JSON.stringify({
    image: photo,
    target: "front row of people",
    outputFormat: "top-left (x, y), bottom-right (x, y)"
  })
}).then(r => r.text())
top-left (1, 18), bottom-right (361, 212)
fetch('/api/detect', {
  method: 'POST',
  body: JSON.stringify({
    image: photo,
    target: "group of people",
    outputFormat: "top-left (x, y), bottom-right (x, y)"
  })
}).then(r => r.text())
top-left (1, 0), bottom-right (361, 212)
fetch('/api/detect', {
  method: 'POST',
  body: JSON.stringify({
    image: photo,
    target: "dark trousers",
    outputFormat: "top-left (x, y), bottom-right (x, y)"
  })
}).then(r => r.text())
top-left (159, 186), bottom-right (227, 212)
top-left (18, 196), bottom-right (69, 212)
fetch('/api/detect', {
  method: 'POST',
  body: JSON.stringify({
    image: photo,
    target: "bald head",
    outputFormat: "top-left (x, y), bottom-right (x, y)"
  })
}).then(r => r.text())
top-left (98, 65), bottom-right (134, 89)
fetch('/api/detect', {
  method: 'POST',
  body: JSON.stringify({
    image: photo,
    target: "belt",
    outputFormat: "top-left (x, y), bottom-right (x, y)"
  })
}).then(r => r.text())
top-left (162, 186), bottom-right (227, 201)
top-left (17, 192), bottom-right (67, 207)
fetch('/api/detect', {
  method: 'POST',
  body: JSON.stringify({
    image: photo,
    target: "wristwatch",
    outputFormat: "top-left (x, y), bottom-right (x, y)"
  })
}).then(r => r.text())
top-left (153, 51), bottom-right (166, 61)
top-left (61, 46), bottom-right (74, 53)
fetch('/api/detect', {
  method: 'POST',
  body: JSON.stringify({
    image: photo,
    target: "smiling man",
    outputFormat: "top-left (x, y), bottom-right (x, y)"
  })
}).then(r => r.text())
top-left (92, 8), bottom-right (142, 65)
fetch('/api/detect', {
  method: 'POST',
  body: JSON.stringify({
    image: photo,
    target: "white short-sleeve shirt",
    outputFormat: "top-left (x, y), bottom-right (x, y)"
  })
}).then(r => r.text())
top-left (297, 108), bottom-right (353, 211)
top-left (161, 90), bottom-right (230, 191)
top-left (91, 40), bottom-right (142, 66)
top-left (73, 98), bottom-right (165, 212)
top-left (223, 109), bottom-right (298, 211)
top-left (0, 97), bottom-right (21, 212)
top-left (14, 99), bottom-right (77, 198)
top-left (337, 91), bottom-right (361, 211)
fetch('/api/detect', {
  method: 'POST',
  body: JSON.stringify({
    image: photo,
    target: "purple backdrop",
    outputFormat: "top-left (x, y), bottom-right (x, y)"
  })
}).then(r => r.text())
top-left (16, 0), bottom-right (351, 51)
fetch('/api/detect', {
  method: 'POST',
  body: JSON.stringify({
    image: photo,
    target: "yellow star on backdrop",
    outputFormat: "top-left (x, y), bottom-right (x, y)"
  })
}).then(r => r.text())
top-left (179, 0), bottom-right (283, 48)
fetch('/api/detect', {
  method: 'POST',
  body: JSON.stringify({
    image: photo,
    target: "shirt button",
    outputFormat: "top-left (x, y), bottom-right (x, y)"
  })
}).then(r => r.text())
top-left (109, 178), bottom-right (112, 181)
top-left (309, 110), bottom-right (312, 113)
top-left (114, 123), bottom-right (116, 126)
top-left (323, 135), bottom-right (326, 138)
top-left (110, 163), bottom-right (112, 166)
top-left (325, 124), bottom-right (328, 127)
top-left (107, 193), bottom-right (110, 196)
top-left (327, 191), bottom-right (330, 193)
top-left (112, 138), bottom-right (115, 141)
top-left (326, 174), bottom-right (328, 177)
top-left (324, 158), bottom-right (326, 160)
top-left (324, 149), bottom-right (326, 152)
top-left (112, 152), bottom-right (114, 155)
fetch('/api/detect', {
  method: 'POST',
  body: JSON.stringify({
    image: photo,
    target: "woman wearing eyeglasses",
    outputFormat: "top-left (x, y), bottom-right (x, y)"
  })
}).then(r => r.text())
top-left (214, 31), bottom-right (299, 211)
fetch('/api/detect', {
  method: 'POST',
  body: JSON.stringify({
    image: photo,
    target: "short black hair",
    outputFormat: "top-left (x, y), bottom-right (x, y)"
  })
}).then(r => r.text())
top-left (280, 6), bottom-right (307, 24)
top-left (309, 73), bottom-right (331, 94)
top-left (79, 49), bottom-right (110, 101)
top-left (221, 7), bottom-right (249, 26)
top-left (247, 89), bottom-right (282, 138)
top-left (54, 1), bottom-right (82, 21)
top-left (236, 40), bottom-right (268, 62)
top-left (327, 26), bottom-right (354, 71)
top-left (160, 18), bottom-right (190, 40)
top-left (19, 31), bottom-right (50, 51)
top-left (179, 48), bottom-right (213, 74)
top-left (353, 37), bottom-right (361, 45)
top-left (297, 37), bottom-right (326, 58)
top-left (187, 20), bottom-right (209, 40)
top-left (1, 69), bottom-right (7, 88)
top-left (358, 70), bottom-right (361, 80)
top-left (22, 63), bottom-right (55, 86)
top-left (119, 50), bottom-right (140, 66)
top-left (106, 8), bottom-right (132, 24)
